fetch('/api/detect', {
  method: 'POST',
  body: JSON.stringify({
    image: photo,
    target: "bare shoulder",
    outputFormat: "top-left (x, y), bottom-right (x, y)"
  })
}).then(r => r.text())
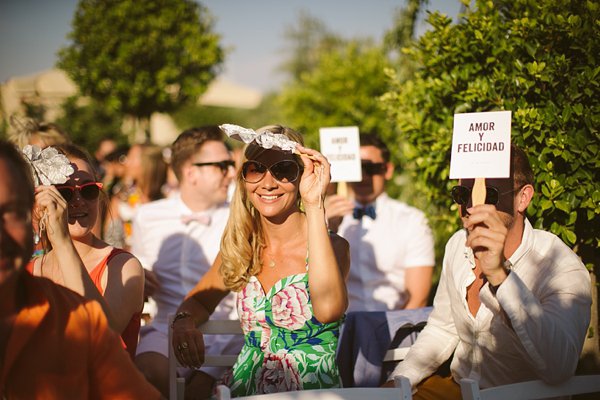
top-left (106, 249), bottom-right (144, 277)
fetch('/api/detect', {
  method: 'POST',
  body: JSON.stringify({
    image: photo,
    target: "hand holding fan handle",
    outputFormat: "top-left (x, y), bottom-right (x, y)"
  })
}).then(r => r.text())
top-left (472, 177), bottom-right (487, 206)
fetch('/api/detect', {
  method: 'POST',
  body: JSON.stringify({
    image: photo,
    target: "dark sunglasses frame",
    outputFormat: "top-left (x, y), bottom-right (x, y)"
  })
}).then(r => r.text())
top-left (242, 160), bottom-right (301, 184)
top-left (451, 184), bottom-right (525, 206)
top-left (55, 182), bottom-right (104, 203)
top-left (192, 160), bottom-right (235, 173)
top-left (361, 162), bottom-right (387, 176)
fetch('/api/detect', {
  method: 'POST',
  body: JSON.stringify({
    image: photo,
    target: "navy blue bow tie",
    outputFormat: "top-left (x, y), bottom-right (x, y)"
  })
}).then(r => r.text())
top-left (353, 205), bottom-right (376, 220)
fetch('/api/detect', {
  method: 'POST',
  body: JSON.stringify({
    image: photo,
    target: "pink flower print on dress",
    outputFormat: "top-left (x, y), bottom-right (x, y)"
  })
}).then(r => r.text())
top-left (272, 284), bottom-right (311, 330)
top-left (257, 352), bottom-right (302, 394)
top-left (238, 279), bottom-right (262, 333)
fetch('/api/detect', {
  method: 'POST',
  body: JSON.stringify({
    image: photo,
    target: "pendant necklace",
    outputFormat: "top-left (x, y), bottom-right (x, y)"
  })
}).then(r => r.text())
top-left (265, 229), bottom-right (302, 268)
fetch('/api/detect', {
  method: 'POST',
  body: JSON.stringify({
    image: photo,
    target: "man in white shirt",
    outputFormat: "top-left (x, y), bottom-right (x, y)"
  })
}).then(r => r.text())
top-left (385, 144), bottom-right (591, 399)
top-left (132, 126), bottom-right (237, 398)
top-left (326, 133), bottom-right (434, 311)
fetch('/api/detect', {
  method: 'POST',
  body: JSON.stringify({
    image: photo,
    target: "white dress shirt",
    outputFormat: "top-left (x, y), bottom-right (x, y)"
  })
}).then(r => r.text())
top-left (131, 193), bottom-right (237, 332)
top-left (392, 219), bottom-right (591, 395)
top-left (337, 193), bottom-right (435, 312)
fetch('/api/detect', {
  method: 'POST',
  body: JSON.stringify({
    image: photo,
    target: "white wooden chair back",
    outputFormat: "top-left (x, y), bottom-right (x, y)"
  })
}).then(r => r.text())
top-left (216, 376), bottom-right (413, 399)
top-left (460, 375), bottom-right (600, 400)
top-left (168, 313), bottom-right (244, 400)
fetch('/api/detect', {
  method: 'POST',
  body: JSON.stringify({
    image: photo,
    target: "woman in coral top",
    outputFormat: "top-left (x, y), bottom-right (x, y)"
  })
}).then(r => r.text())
top-left (28, 142), bottom-right (144, 359)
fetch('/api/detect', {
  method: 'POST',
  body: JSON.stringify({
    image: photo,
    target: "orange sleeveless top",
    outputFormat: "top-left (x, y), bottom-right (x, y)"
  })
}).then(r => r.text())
top-left (27, 248), bottom-right (142, 360)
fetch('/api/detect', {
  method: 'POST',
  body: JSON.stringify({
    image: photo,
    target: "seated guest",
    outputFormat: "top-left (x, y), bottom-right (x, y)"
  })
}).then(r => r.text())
top-left (384, 144), bottom-right (591, 399)
top-left (28, 143), bottom-right (144, 360)
top-left (325, 133), bottom-right (434, 311)
top-left (171, 125), bottom-right (350, 397)
top-left (132, 126), bottom-right (238, 398)
top-left (0, 139), bottom-right (163, 399)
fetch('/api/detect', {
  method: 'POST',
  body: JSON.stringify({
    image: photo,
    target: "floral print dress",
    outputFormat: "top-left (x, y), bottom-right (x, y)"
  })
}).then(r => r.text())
top-left (220, 267), bottom-right (343, 396)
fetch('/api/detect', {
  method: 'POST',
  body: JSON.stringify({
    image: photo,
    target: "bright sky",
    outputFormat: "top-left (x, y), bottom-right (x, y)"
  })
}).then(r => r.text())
top-left (0, 0), bottom-right (463, 92)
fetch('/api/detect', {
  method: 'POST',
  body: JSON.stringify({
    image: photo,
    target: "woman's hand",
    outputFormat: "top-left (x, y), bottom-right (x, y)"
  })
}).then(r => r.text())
top-left (34, 185), bottom-right (71, 245)
top-left (296, 144), bottom-right (331, 210)
top-left (172, 317), bottom-right (206, 369)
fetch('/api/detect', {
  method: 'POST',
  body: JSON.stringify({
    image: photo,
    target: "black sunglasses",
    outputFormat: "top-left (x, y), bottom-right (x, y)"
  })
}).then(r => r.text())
top-left (55, 182), bottom-right (104, 203)
top-left (242, 160), bottom-right (301, 184)
top-left (451, 184), bottom-right (525, 206)
top-left (362, 162), bottom-right (387, 176)
top-left (193, 160), bottom-right (235, 173)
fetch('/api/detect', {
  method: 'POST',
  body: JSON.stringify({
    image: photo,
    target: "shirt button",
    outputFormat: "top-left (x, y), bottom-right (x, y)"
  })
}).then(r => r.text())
top-left (474, 333), bottom-right (479, 339)
top-left (474, 366), bottom-right (480, 372)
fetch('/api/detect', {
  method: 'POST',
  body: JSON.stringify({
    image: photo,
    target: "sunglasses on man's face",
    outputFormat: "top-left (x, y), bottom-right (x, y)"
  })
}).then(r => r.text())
top-left (55, 182), bottom-right (104, 203)
top-left (361, 162), bottom-right (387, 176)
top-left (192, 160), bottom-right (235, 173)
top-left (451, 184), bottom-right (525, 206)
top-left (242, 160), bottom-right (301, 184)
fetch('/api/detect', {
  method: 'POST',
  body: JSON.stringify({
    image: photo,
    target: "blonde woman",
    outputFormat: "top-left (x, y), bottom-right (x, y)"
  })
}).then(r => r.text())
top-left (171, 125), bottom-right (350, 396)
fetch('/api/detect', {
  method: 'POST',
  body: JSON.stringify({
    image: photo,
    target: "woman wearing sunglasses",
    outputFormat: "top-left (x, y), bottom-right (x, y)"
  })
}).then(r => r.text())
top-left (172, 125), bottom-right (350, 396)
top-left (27, 142), bottom-right (145, 360)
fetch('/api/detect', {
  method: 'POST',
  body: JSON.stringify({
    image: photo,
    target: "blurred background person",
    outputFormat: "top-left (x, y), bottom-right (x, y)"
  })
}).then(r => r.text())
top-left (325, 133), bottom-right (435, 311)
top-left (93, 137), bottom-right (117, 183)
top-left (105, 143), bottom-right (168, 250)
top-left (7, 115), bottom-right (71, 149)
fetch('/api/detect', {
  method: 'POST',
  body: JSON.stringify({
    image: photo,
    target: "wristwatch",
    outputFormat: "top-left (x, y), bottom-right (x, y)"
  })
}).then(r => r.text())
top-left (171, 311), bottom-right (194, 328)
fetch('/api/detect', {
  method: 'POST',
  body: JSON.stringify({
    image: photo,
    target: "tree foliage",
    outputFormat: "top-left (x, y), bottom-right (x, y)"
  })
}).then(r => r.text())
top-left (57, 0), bottom-right (224, 134)
top-left (381, 0), bottom-right (600, 269)
top-left (278, 41), bottom-right (392, 149)
top-left (278, 10), bottom-right (345, 83)
top-left (55, 96), bottom-right (126, 155)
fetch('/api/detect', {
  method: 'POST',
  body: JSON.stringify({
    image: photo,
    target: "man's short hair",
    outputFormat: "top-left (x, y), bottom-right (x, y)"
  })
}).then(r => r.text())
top-left (170, 126), bottom-right (224, 182)
top-left (0, 140), bottom-right (35, 209)
top-left (359, 133), bottom-right (390, 163)
top-left (511, 143), bottom-right (534, 189)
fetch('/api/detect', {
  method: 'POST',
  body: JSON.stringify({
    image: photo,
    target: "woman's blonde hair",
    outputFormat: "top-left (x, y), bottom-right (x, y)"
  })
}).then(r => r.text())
top-left (8, 115), bottom-right (70, 149)
top-left (219, 125), bottom-right (304, 291)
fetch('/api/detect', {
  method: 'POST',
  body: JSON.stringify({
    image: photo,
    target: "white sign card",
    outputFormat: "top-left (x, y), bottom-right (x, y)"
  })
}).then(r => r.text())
top-left (449, 110), bottom-right (512, 179)
top-left (319, 126), bottom-right (362, 182)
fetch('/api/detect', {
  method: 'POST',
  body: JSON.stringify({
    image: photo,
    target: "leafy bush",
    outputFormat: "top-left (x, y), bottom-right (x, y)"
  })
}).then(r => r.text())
top-left (382, 0), bottom-right (600, 273)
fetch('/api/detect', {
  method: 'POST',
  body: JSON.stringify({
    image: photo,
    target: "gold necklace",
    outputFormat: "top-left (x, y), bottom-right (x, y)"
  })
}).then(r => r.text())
top-left (264, 229), bottom-right (302, 268)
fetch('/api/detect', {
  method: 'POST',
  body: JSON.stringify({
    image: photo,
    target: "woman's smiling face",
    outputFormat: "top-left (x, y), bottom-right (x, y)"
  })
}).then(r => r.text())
top-left (244, 149), bottom-right (301, 220)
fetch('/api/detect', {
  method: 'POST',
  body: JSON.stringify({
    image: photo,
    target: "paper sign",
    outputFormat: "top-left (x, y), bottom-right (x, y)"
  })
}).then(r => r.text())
top-left (449, 110), bottom-right (512, 179)
top-left (319, 126), bottom-right (362, 182)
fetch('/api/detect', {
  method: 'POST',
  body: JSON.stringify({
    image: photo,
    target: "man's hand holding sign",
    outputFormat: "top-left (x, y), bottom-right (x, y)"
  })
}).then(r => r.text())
top-left (450, 111), bottom-right (512, 313)
top-left (320, 127), bottom-right (362, 232)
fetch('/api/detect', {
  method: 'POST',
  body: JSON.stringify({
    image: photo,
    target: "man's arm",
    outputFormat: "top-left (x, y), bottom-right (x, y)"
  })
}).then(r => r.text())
top-left (466, 204), bottom-right (591, 383)
top-left (403, 266), bottom-right (434, 309)
top-left (389, 237), bottom-right (460, 388)
top-left (480, 256), bottom-right (591, 383)
top-left (401, 210), bottom-right (435, 309)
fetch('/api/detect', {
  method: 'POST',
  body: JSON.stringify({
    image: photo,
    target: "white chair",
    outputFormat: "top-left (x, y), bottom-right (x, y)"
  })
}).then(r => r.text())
top-left (216, 375), bottom-right (413, 400)
top-left (167, 313), bottom-right (244, 400)
top-left (459, 375), bottom-right (600, 400)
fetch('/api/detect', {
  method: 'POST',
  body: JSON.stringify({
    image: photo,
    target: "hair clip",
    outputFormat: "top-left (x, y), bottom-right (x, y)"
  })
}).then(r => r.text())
top-left (219, 124), bottom-right (298, 153)
top-left (20, 145), bottom-right (74, 243)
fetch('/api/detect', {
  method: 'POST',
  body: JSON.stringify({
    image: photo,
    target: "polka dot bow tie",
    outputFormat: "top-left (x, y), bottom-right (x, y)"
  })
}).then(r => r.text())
top-left (353, 205), bottom-right (376, 220)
